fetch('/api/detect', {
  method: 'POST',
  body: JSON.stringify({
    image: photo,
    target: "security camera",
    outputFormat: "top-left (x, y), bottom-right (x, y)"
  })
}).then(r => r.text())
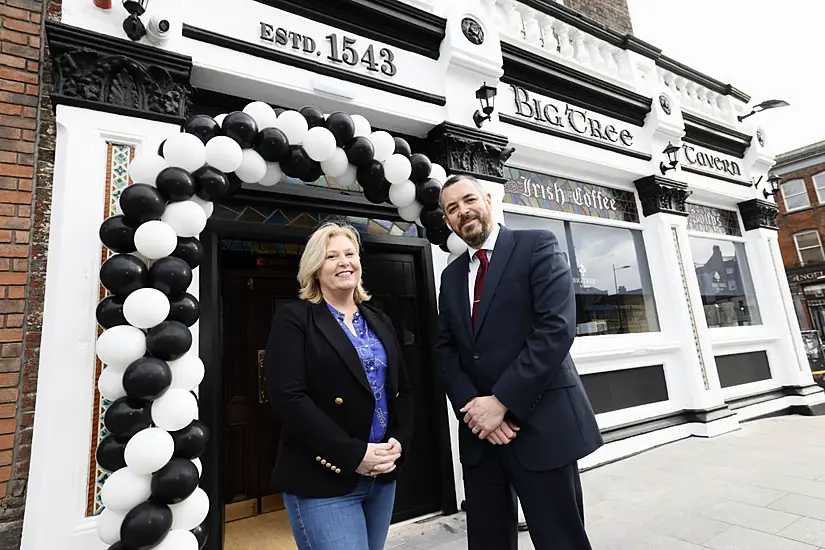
top-left (145, 14), bottom-right (173, 46)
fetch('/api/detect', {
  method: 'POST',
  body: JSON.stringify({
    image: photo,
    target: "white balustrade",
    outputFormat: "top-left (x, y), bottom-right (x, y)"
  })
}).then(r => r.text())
top-left (657, 67), bottom-right (740, 126)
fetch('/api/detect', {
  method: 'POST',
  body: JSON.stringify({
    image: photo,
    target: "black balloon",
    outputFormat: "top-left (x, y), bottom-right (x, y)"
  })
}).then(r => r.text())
top-left (168, 293), bottom-right (200, 327)
top-left (156, 167), bottom-right (196, 203)
top-left (420, 206), bottom-right (446, 231)
top-left (151, 458), bottom-right (200, 504)
top-left (254, 127), bottom-right (290, 163)
top-left (96, 434), bottom-right (127, 472)
top-left (158, 140), bottom-right (166, 158)
top-left (107, 543), bottom-right (133, 550)
top-left (363, 180), bottom-right (391, 204)
top-left (149, 257), bottom-right (193, 296)
top-left (345, 136), bottom-right (375, 167)
top-left (170, 420), bottom-right (210, 459)
top-left (193, 165), bottom-right (231, 202)
top-left (123, 357), bottom-right (172, 401)
top-left (300, 105), bottom-right (326, 128)
top-left (119, 184), bottom-right (166, 224)
top-left (120, 501), bottom-right (173, 550)
top-left (416, 178), bottom-right (442, 208)
top-left (301, 161), bottom-right (323, 183)
top-left (357, 160), bottom-right (385, 189)
top-left (172, 237), bottom-right (204, 270)
top-left (192, 522), bottom-right (209, 550)
top-left (222, 111), bottom-right (258, 148)
top-left (281, 146), bottom-right (314, 179)
top-left (184, 114), bottom-right (221, 145)
top-left (103, 397), bottom-right (152, 440)
top-left (326, 112), bottom-right (356, 146)
top-left (96, 295), bottom-right (128, 329)
top-left (226, 172), bottom-right (243, 195)
top-left (409, 153), bottom-right (432, 183)
top-left (439, 242), bottom-right (451, 254)
top-left (99, 215), bottom-right (138, 253)
top-left (100, 254), bottom-right (148, 296)
top-left (426, 223), bottom-right (451, 246)
top-left (393, 137), bottom-right (412, 157)
top-left (146, 321), bottom-right (192, 362)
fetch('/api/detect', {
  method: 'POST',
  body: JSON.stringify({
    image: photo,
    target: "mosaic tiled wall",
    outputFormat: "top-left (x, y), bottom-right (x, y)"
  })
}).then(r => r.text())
top-left (86, 143), bottom-right (135, 516)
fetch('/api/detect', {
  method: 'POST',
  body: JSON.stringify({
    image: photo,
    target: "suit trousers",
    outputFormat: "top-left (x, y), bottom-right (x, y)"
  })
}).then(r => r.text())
top-left (462, 445), bottom-right (591, 550)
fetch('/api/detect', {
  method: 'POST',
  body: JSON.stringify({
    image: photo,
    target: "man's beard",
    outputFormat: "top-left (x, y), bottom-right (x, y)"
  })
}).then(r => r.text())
top-left (458, 210), bottom-right (492, 248)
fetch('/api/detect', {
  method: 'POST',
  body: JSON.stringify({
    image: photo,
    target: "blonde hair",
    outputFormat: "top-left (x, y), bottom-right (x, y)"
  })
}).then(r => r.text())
top-left (298, 222), bottom-right (371, 304)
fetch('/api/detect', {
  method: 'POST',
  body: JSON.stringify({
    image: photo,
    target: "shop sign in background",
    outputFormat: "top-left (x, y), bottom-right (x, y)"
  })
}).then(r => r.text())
top-left (502, 166), bottom-right (639, 223)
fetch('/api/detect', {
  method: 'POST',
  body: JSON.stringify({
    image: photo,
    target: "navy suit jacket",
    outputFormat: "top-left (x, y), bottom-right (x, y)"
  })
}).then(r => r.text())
top-left (435, 226), bottom-right (603, 471)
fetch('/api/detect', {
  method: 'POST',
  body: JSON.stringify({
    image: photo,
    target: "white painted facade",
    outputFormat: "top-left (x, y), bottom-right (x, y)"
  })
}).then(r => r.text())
top-left (22, 1), bottom-right (825, 549)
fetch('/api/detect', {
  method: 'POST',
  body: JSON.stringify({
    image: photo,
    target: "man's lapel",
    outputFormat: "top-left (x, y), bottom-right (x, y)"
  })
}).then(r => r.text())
top-left (474, 226), bottom-right (515, 338)
top-left (453, 251), bottom-right (473, 342)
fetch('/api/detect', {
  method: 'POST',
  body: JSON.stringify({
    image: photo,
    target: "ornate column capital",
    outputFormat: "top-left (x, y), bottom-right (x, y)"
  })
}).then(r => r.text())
top-left (633, 175), bottom-right (690, 217)
top-left (738, 198), bottom-right (778, 231)
top-left (46, 21), bottom-right (194, 124)
top-left (422, 122), bottom-right (515, 183)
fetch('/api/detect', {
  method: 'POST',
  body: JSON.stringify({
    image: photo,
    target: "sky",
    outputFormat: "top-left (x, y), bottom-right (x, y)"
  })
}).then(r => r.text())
top-left (626, 0), bottom-right (825, 155)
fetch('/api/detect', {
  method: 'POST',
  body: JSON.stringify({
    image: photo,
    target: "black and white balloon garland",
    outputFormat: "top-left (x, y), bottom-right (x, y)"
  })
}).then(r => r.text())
top-left (93, 101), bottom-right (468, 550)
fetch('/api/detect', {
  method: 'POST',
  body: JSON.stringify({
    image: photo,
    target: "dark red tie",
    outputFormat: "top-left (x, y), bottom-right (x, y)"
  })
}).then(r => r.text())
top-left (472, 250), bottom-right (489, 327)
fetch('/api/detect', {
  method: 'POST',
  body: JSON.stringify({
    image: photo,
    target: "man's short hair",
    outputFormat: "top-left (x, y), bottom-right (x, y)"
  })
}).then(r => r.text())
top-left (439, 174), bottom-right (486, 209)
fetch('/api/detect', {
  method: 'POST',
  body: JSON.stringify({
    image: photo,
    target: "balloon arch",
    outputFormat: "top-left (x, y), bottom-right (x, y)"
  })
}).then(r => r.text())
top-left (92, 102), bottom-right (467, 549)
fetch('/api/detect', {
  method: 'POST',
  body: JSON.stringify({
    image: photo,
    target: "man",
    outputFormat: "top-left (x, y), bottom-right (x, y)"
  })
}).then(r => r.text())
top-left (435, 175), bottom-right (603, 549)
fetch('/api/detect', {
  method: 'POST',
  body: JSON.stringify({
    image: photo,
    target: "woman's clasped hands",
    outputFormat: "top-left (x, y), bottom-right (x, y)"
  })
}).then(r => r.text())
top-left (355, 438), bottom-right (402, 477)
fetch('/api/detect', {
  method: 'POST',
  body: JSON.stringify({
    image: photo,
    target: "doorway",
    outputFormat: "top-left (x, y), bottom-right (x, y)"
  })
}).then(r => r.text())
top-left (209, 221), bottom-right (454, 549)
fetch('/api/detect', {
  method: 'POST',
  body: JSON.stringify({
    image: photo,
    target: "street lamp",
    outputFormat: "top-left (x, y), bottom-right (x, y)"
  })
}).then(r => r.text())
top-left (660, 142), bottom-right (681, 175)
top-left (122, 0), bottom-right (149, 41)
top-left (738, 99), bottom-right (790, 122)
top-left (763, 173), bottom-right (782, 200)
top-left (473, 82), bottom-right (497, 128)
top-left (613, 264), bottom-right (630, 294)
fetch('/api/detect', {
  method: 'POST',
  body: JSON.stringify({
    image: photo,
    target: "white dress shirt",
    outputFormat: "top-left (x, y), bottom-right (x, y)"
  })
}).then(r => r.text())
top-left (467, 223), bottom-right (501, 317)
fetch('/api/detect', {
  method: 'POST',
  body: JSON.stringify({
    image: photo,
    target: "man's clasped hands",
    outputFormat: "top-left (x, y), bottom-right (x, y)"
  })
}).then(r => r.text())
top-left (461, 395), bottom-right (519, 445)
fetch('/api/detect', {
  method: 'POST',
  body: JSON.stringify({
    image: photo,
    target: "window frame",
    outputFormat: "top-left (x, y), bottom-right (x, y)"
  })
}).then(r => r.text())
top-left (780, 178), bottom-right (811, 212)
top-left (793, 230), bottom-right (825, 266)
top-left (813, 172), bottom-right (825, 204)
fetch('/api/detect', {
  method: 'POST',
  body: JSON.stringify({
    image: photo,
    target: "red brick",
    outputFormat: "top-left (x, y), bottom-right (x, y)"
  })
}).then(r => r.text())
top-left (0, 55), bottom-right (25, 71)
top-left (0, 466), bottom-right (12, 482)
top-left (0, 218), bottom-right (29, 230)
top-left (0, 115), bottom-right (34, 131)
top-left (0, 331), bottom-right (22, 343)
top-left (0, 345), bottom-right (20, 358)
top-left (0, 405), bottom-right (15, 419)
top-left (0, 140), bottom-right (32, 155)
top-left (0, 80), bottom-right (24, 95)
top-left (5, 315), bottom-right (22, 329)
top-left (20, 130), bottom-right (34, 142)
top-left (0, 389), bottom-right (18, 404)
top-left (25, 60), bottom-right (37, 73)
top-left (17, 179), bottom-right (30, 192)
top-left (0, 191), bottom-right (31, 205)
top-left (16, 205), bottom-right (29, 218)
top-left (0, 274), bottom-right (25, 285)
top-left (24, 84), bottom-right (36, 96)
top-left (0, 420), bottom-right (14, 435)
top-left (0, 104), bottom-right (21, 117)
top-left (13, 231), bottom-right (27, 244)
top-left (0, 91), bottom-right (37, 107)
top-left (0, 373), bottom-right (18, 388)
top-left (0, 165), bottom-right (30, 179)
top-left (3, 19), bottom-right (40, 36)
top-left (8, 0), bottom-right (43, 11)
top-left (0, 5), bottom-right (32, 21)
top-left (0, 260), bottom-right (12, 272)
top-left (1, 42), bottom-right (39, 61)
top-left (0, 232), bottom-right (12, 245)
top-left (0, 246), bottom-right (28, 258)
top-left (0, 435), bottom-right (12, 451)
top-left (0, 154), bottom-right (14, 166)
top-left (6, 288), bottom-right (23, 299)
top-left (21, 106), bottom-right (34, 118)
top-left (0, 30), bottom-right (27, 47)
top-left (29, 36), bottom-right (40, 49)
top-left (31, 12), bottom-right (41, 24)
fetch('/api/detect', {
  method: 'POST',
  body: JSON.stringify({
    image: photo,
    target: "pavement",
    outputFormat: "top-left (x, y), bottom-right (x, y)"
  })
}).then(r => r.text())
top-left (385, 415), bottom-right (825, 549)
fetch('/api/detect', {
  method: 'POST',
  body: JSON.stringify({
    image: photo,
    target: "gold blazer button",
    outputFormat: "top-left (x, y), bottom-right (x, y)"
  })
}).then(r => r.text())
top-left (316, 456), bottom-right (322, 462)
top-left (335, 397), bottom-right (344, 405)
top-left (335, 468), bottom-right (341, 474)
top-left (321, 459), bottom-right (327, 466)
top-left (326, 463), bottom-right (333, 468)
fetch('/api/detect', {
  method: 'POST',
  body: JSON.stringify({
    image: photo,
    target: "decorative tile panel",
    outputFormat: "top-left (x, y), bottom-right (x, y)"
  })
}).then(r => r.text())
top-left (686, 203), bottom-right (742, 236)
top-left (672, 226), bottom-right (710, 390)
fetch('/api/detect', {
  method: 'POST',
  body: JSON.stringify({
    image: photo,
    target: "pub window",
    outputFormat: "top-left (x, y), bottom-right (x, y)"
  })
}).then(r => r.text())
top-left (781, 179), bottom-right (810, 211)
top-left (503, 212), bottom-right (660, 336)
top-left (687, 237), bottom-right (762, 328)
top-left (814, 173), bottom-right (825, 204)
top-left (794, 231), bottom-right (825, 266)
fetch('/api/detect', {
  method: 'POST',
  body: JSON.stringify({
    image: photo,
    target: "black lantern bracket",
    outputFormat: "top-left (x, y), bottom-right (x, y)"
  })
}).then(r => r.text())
top-left (473, 82), bottom-right (497, 128)
top-left (122, 0), bottom-right (148, 41)
top-left (762, 173), bottom-right (782, 200)
top-left (659, 141), bottom-right (681, 175)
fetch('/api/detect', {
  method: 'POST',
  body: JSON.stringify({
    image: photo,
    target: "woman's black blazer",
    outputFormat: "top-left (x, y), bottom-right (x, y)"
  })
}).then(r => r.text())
top-left (264, 299), bottom-right (414, 498)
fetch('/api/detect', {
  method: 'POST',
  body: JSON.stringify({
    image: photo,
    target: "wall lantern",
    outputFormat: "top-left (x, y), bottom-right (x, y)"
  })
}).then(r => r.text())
top-left (738, 99), bottom-right (790, 122)
top-left (763, 173), bottom-right (782, 200)
top-left (660, 141), bottom-right (681, 175)
top-left (122, 0), bottom-right (149, 41)
top-left (473, 82), bottom-right (497, 128)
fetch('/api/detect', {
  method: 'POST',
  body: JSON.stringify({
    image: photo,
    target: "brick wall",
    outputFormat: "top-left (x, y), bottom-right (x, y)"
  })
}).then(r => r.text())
top-left (566, 0), bottom-right (634, 34)
top-left (0, 0), bottom-right (55, 547)
top-left (776, 161), bottom-right (825, 271)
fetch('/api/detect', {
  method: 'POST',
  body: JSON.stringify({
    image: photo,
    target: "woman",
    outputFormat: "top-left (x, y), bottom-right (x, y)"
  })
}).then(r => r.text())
top-left (265, 222), bottom-right (414, 550)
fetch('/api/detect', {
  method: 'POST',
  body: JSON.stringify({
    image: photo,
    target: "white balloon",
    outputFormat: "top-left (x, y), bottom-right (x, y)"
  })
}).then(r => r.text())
top-left (189, 195), bottom-right (214, 218)
top-left (134, 220), bottom-right (177, 260)
top-left (335, 164), bottom-right (358, 187)
top-left (351, 114), bottom-right (371, 137)
top-left (235, 149), bottom-right (268, 184)
top-left (205, 136), bottom-right (243, 173)
top-left (259, 162), bottom-right (283, 187)
top-left (398, 201), bottom-right (423, 222)
top-left (152, 389), bottom-right (198, 431)
top-left (98, 366), bottom-right (126, 402)
top-left (97, 508), bottom-right (125, 545)
top-left (125, 427), bottom-right (175, 475)
top-left (162, 201), bottom-right (207, 238)
top-left (369, 131), bottom-right (395, 163)
top-left (214, 113), bottom-right (227, 126)
top-left (191, 458), bottom-right (203, 477)
top-left (129, 154), bottom-right (168, 185)
top-left (303, 127), bottom-right (337, 162)
top-left (170, 487), bottom-right (210, 531)
top-left (447, 232), bottom-right (468, 255)
top-left (155, 529), bottom-right (199, 550)
top-left (169, 354), bottom-right (205, 391)
top-left (123, 288), bottom-right (171, 330)
top-left (164, 133), bottom-right (206, 173)
top-left (274, 110), bottom-right (309, 145)
top-left (384, 154), bottom-right (412, 185)
top-left (388, 180), bottom-right (417, 208)
top-left (100, 467), bottom-right (152, 513)
top-left (430, 163), bottom-right (448, 184)
top-left (97, 325), bottom-right (146, 368)
top-left (242, 101), bottom-right (278, 130)
top-left (320, 148), bottom-right (349, 178)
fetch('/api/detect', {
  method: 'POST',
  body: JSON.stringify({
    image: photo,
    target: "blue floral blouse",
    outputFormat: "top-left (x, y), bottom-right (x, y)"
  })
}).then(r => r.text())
top-left (327, 304), bottom-right (389, 443)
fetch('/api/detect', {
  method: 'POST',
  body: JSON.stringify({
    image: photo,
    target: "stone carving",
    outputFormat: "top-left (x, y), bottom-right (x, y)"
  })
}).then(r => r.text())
top-left (424, 123), bottom-right (514, 183)
top-left (659, 93), bottom-right (671, 115)
top-left (738, 199), bottom-right (778, 231)
top-left (634, 175), bottom-right (691, 217)
top-left (461, 17), bottom-right (484, 45)
top-left (756, 129), bottom-right (765, 147)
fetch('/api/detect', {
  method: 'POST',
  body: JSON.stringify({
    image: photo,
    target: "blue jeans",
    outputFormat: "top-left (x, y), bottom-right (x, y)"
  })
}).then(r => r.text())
top-left (283, 478), bottom-right (397, 550)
